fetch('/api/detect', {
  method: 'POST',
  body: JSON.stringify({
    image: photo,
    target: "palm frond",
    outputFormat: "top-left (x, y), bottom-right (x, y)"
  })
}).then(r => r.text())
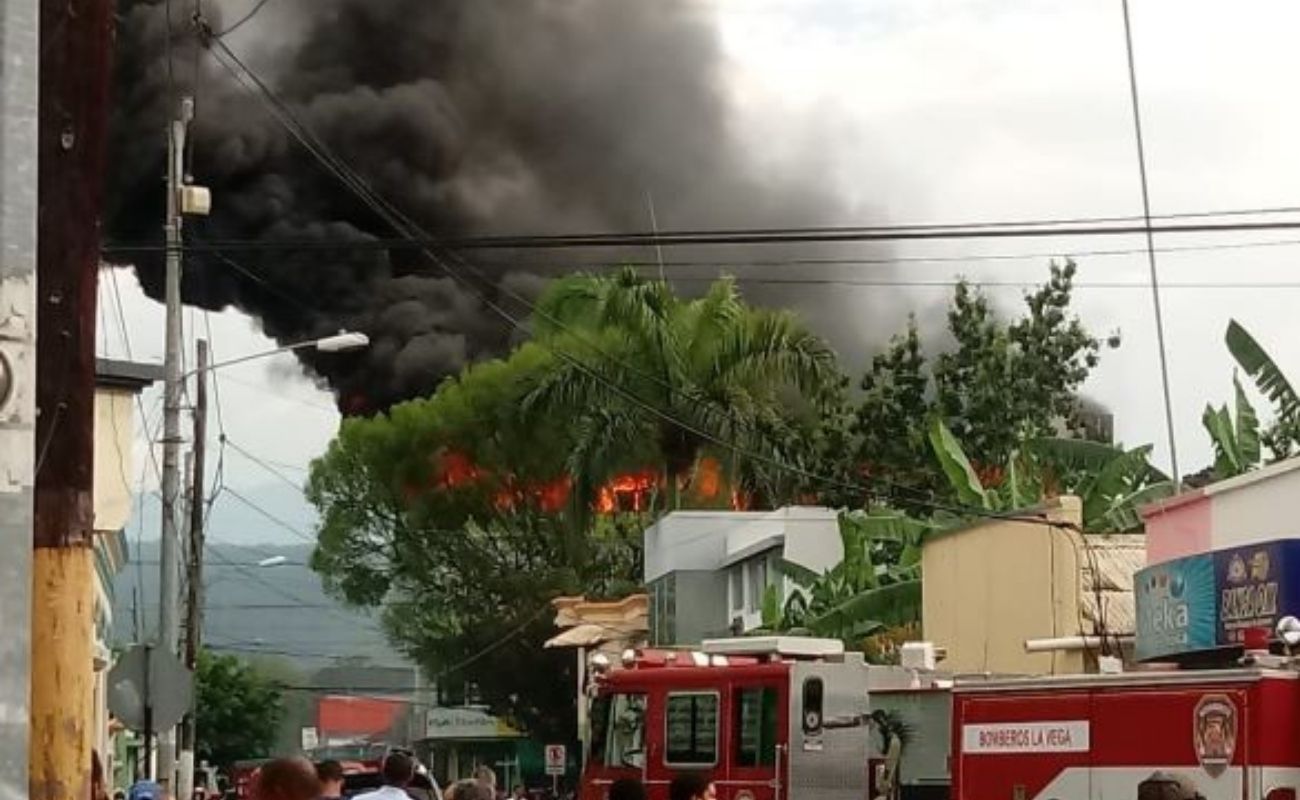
top-left (1094, 480), bottom-right (1177, 533)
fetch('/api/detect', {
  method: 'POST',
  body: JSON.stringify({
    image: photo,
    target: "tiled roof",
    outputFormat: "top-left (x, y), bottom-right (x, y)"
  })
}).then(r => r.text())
top-left (1078, 534), bottom-right (1145, 637)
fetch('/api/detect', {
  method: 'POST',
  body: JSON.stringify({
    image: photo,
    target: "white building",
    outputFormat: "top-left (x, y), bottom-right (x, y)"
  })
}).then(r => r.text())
top-left (643, 507), bottom-right (844, 645)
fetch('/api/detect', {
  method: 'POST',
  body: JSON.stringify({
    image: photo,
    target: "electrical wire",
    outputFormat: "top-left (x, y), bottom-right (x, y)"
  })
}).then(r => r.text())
top-left (213, 0), bottom-right (275, 37)
top-left (100, 215), bottom-right (1300, 255)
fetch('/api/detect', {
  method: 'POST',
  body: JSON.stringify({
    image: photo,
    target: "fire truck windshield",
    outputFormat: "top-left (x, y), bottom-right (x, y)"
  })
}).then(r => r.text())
top-left (589, 692), bottom-right (647, 769)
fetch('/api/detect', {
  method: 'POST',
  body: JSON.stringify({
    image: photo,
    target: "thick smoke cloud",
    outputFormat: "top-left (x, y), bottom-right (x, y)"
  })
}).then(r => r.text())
top-left (105, 0), bottom-right (846, 412)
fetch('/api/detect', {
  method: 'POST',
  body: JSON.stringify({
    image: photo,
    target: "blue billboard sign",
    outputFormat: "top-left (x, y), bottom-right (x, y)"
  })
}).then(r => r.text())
top-left (1214, 539), bottom-right (1300, 646)
top-left (1135, 552), bottom-right (1217, 660)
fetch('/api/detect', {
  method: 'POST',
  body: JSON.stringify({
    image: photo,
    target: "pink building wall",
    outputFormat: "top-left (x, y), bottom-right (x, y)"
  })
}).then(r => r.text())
top-left (1142, 491), bottom-right (1212, 565)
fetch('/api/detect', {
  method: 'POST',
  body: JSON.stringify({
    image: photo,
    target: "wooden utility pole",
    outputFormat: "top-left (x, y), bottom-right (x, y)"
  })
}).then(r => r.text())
top-left (178, 339), bottom-right (208, 800)
top-left (31, 0), bottom-right (114, 795)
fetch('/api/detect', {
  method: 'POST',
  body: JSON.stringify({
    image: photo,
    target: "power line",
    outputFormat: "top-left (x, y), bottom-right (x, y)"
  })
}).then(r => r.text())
top-left (100, 216), bottom-right (1300, 255)
top-left (225, 436), bottom-right (306, 492)
top-left (213, 0), bottom-right (275, 37)
top-left (221, 485), bottom-right (317, 544)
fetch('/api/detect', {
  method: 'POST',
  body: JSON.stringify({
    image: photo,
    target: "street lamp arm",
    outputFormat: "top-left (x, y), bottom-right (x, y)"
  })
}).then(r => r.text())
top-left (179, 331), bottom-right (368, 379)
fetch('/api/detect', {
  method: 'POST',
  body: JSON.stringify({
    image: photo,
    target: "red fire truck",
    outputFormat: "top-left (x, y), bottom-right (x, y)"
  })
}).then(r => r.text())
top-left (581, 634), bottom-right (1300, 800)
top-left (581, 636), bottom-right (931, 800)
top-left (952, 667), bottom-right (1300, 800)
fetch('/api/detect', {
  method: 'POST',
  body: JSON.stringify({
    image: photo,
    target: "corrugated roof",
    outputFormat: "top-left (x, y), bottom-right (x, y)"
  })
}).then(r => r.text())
top-left (1078, 534), bottom-right (1145, 636)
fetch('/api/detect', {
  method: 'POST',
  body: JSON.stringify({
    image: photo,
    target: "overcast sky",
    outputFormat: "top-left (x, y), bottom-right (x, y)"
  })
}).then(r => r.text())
top-left (105, 0), bottom-right (1300, 544)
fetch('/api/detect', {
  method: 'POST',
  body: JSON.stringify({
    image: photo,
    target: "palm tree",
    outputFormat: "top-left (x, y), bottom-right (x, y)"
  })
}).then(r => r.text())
top-left (525, 268), bottom-right (840, 509)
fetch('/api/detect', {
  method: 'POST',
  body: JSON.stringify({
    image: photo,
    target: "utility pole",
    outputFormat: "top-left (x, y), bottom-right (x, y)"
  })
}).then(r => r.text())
top-left (158, 95), bottom-right (194, 789)
top-left (178, 339), bottom-right (208, 800)
top-left (30, 0), bottom-right (114, 796)
top-left (0, 0), bottom-right (39, 793)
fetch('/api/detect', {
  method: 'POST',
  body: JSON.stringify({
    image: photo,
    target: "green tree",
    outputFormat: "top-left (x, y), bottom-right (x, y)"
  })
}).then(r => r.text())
top-left (308, 346), bottom-right (643, 739)
top-left (195, 650), bottom-right (285, 769)
top-left (1202, 374), bottom-right (1262, 480)
top-left (527, 267), bottom-right (841, 508)
top-left (853, 262), bottom-right (1101, 503)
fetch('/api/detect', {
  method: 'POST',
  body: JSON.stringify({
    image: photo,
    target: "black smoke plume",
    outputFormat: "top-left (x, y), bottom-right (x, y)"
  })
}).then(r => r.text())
top-left (106, 0), bottom-right (847, 412)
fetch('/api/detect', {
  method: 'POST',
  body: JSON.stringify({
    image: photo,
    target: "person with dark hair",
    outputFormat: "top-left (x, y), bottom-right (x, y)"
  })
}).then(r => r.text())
top-left (253, 758), bottom-right (322, 800)
top-left (608, 779), bottom-right (645, 800)
top-left (668, 774), bottom-right (715, 800)
top-left (353, 752), bottom-right (416, 800)
top-left (315, 761), bottom-right (345, 800)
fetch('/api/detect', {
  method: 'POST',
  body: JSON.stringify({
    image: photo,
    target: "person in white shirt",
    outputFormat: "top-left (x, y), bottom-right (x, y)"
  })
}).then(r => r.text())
top-left (352, 753), bottom-right (417, 800)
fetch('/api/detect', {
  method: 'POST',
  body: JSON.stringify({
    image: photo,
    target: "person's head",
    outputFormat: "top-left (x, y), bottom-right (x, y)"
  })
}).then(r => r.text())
top-left (512, 786), bottom-right (525, 798)
top-left (315, 761), bottom-right (345, 798)
top-left (472, 767), bottom-right (496, 790)
top-left (668, 774), bottom-right (714, 800)
top-left (609, 779), bottom-right (646, 800)
top-left (449, 780), bottom-right (494, 800)
top-left (382, 752), bottom-right (416, 788)
top-left (252, 758), bottom-right (321, 800)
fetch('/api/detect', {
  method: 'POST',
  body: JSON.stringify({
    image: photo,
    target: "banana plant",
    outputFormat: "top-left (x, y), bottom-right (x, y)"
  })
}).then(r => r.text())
top-left (759, 510), bottom-right (931, 645)
top-left (928, 417), bottom-right (1173, 532)
top-left (1202, 374), bottom-right (1261, 479)
top-left (1226, 319), bottom-right (1300, 460)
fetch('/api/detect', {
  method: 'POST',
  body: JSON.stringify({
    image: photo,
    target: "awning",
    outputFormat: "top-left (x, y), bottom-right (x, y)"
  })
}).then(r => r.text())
top-left (544, 623), bottom-right (611, 649)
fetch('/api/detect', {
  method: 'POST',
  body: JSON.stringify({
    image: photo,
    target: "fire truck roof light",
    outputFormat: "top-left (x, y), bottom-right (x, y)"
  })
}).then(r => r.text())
top-left (621, 649), bottom-right (637, 667)
top-left (701, 636), bottom-right (845, 659)
top-left (690, 651), bottom-right (710, 667)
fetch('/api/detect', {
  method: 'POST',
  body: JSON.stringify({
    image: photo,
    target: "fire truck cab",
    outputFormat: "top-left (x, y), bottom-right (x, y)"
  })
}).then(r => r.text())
top-left (581, 637), bottom-right (872, 800)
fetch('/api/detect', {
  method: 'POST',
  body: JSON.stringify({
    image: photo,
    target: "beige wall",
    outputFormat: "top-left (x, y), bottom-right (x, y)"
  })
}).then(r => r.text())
top-left (921, 496), bottom-right (1085, 676)
top-left (93, 387), bottom-right (136, 534)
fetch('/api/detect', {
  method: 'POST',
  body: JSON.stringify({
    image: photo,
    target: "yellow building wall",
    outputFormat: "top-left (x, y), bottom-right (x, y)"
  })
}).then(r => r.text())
top-left (93, 388), bottom-right (136, 534)
top-left (921, 496), bottom-right (1085, 676)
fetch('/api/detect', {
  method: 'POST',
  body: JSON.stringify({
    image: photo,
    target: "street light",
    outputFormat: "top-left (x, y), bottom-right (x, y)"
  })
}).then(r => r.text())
top-left (180, 329), bottom-right (370, 380)
top-left (166, 329), bottom-right (369, 790)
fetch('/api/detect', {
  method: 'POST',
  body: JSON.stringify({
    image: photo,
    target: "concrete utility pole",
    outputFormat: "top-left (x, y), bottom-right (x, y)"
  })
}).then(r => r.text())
top-left (0, 0), bottom-right (39, 795)
top-left (158, 95), bottom-right (194, 788)
top-left (29, 0), bottom-right (115, 796)
top-left (178, 339), bottom-right (208, 800)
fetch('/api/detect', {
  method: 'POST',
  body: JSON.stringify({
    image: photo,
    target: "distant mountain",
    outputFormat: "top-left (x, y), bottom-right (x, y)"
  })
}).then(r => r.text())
top-left (130, 481), bottom-right (320, 546)
top-left (114, 540), bottom-right (411, 672)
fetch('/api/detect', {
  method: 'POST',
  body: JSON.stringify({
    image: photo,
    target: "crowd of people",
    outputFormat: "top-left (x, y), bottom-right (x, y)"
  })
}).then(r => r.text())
top-left (247, 752), bottom-right (717, 800)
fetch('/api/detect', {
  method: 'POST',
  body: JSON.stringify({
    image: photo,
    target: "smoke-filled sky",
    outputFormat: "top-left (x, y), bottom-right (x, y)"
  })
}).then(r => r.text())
top-left (105, 0), bottom-right (1300, 544)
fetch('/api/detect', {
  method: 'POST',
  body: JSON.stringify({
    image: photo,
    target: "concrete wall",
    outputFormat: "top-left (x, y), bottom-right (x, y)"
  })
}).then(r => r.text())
top-left (672, 570), bottom-right (730, 644)
top-left (1143, 457), bottom-right (1300, 565)
top-left (93, 387), bottom-right (136, 534)
top-left (922, 497), bottom-right (1085, 676)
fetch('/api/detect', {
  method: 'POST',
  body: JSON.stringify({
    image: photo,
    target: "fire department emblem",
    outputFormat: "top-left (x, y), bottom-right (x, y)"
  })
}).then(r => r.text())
top-left (1193, 695), bottom-right (1237, 777)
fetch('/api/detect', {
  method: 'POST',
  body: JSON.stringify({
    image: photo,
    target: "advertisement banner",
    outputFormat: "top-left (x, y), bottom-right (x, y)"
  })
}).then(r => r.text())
top-left (1214, 540), bottom-right (1300, 645)
top-left (1135, 552), bottom-right (1217, 660)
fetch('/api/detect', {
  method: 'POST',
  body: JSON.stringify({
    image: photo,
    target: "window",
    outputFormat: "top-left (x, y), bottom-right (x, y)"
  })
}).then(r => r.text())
top-left (590, 693), bottom-right (647, 768)
top-left (665, 692), bottom-right (719, 766)
top-left (730, 566), bottom-right (744, 612)
top-left (651, 576), bottom-right (677, 645)
top-left (733, 687), bottom-right (779, 767)
top-left (747, 557), bottom-right (768, 613)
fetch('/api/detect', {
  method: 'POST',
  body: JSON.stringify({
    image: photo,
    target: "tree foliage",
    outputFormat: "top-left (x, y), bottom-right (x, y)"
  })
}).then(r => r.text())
top-left (527, 268), bottom-right (841, 508)
top-left (853, 261), bottom-right (1101, 503)
top-left (196, 650), bottom-right (285, 769)
top-left (308, 346), bottom-right (643, 739)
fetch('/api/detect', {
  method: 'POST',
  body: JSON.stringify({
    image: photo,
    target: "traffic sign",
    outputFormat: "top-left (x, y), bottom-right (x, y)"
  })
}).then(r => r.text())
top-left (545, 744), bottom-right (566, 776)
top-left (107, 644), bottom-right (193, 732)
